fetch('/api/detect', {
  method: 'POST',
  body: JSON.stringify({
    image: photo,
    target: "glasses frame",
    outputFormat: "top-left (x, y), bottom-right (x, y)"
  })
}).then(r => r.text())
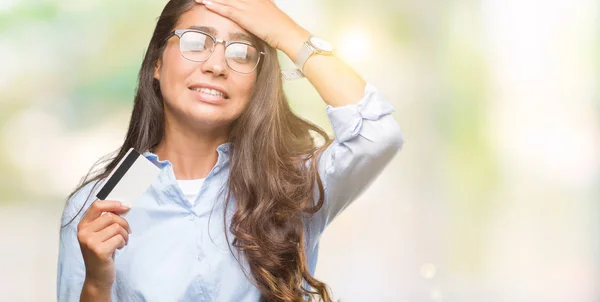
top-left (165, 29), bottom-right (266, 74)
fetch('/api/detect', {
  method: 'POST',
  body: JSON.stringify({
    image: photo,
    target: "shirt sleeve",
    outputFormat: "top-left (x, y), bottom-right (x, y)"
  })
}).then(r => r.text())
top-left (57, 180), bottom-right (102, 302)
top-left (311, 82), bottom-right (404, 233)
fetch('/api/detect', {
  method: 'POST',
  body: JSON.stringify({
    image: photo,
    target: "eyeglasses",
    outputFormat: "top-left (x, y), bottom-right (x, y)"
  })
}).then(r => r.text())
top-left (165, 29), bottom-right (266, 74)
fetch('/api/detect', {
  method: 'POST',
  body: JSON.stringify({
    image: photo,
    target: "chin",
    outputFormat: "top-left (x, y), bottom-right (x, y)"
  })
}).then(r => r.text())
top-left (167, 98), bottom-right (244, 130)
top-left (187, 112), bottom-right (236, 129)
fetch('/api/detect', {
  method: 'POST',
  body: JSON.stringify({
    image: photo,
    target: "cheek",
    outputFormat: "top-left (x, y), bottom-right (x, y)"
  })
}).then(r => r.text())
top-left (231, 76), bottom-right (257, 111)
top-left (158, 49), bottom-right (192, 101)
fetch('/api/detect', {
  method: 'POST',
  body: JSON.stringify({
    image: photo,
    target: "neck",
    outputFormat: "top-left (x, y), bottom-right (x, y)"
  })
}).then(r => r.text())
top-left (154, 115), bottom-right (230, 180)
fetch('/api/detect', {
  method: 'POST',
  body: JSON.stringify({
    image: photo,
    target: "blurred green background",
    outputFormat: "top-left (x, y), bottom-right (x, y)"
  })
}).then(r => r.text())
top-left (0, 0), bottom-right (598, 301)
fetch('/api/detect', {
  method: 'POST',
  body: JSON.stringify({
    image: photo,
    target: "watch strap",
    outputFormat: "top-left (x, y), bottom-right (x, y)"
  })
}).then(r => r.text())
top-left (281, 69), bottom-right (305, 81)
top-left (295, 41), bottom-right (315, 73)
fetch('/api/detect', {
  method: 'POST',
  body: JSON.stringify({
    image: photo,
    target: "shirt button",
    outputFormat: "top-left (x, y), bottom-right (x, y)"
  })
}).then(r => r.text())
top-left (213, 166), bottom-right (220, 173)
top-left (197, 253), bottom-right (204, 262)
top-left (188, 214), bottom-right (195, 221)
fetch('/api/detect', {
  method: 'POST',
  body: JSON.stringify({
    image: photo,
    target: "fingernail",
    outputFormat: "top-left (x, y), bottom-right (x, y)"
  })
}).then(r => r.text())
top-left (121, 203), bottom-right (131, 210)
top-left (203, 0), bottom-right (213, 6)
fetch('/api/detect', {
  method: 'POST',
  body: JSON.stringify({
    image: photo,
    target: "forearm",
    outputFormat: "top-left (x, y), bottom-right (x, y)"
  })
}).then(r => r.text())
top-left (279, 28), bottom-right (366, 108)
top-left (80, 279), bottom-right (111, 302)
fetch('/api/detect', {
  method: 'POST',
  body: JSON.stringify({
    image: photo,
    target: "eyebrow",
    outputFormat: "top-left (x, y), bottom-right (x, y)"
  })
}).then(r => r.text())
top-left (188, 25), bottom-right (255, 44)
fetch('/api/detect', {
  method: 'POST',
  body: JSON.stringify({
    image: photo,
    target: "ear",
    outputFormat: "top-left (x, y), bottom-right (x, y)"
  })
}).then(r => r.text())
top-left (154, 59), bottom-right (161, 80)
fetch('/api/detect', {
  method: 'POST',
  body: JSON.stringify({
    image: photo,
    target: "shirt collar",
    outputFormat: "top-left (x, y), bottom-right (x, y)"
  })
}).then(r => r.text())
top-left (141, 142), bottom-right (232, 206)
top-left (142, 142), bottom-right (232, 168)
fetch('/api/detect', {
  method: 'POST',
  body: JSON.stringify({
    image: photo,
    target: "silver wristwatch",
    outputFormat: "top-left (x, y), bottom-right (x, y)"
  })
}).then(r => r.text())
top-left (281, 36), bottom-right (334, 81)
top-left (295, 36), bottom-right (335, 73)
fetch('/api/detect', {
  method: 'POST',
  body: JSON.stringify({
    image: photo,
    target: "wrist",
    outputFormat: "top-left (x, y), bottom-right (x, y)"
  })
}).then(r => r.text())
top-left (83, 277), bottom-right (113, 292)
top-left (81, 278), bottom-right (112, 301)
top-left (279, 26), bottom-right (311, 61)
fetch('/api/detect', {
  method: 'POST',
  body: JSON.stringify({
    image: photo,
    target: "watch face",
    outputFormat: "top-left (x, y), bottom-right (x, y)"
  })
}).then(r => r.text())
top-left (309, 37), bottom-right (334, 52)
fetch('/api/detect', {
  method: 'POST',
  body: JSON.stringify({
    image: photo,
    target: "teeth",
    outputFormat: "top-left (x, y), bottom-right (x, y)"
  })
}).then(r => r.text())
top-left (192, 87), bottom-right (226, 98)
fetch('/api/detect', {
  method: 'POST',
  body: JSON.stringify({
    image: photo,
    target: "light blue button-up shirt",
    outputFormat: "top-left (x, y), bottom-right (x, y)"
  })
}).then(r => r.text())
top-left (57, 83), bottom-right (404, 301)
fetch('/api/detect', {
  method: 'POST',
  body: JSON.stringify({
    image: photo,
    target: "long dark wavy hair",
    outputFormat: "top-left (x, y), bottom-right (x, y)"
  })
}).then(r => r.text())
top-left (62, 0), bottom-right (333, 300)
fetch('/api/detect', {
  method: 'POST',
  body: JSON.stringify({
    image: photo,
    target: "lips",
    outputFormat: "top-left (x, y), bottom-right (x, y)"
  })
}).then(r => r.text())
top-left (187, 83), bottom-right (229, 99)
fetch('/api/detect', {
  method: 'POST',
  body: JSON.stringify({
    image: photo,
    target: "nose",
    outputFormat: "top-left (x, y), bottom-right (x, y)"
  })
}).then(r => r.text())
top-left (200, 41), bottom-right (228, 78)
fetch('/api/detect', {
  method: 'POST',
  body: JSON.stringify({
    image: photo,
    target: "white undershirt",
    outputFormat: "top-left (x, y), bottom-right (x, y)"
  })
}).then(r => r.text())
top-left (176, 178), bottom-right (205, 205)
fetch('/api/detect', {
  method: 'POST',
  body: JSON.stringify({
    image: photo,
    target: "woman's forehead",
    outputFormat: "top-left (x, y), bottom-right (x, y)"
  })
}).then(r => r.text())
top-left (185, 25), bottom-right (255, 44)
top-left (176, 5), bottom-right (253, 42)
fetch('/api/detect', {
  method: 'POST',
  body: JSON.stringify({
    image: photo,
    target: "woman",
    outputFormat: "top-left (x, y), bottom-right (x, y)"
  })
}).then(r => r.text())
top-left (57, 0), bottom-right (403, 301)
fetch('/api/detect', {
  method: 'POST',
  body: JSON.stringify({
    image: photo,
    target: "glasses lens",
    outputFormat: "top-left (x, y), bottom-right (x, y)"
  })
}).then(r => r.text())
top-left (225, 42), bottom-right (260, 73)
top-left (180, 31), bottom-right (214, 62)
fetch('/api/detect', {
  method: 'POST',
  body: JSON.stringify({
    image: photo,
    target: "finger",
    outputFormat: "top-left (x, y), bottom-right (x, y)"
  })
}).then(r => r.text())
top-left (200, 0), bottom-right (226, 6)
top-left (87, 211), bottom-right (132, 234)
top-left (203, 0), bottom-right (233, 5)
top-left (95, 223), bottom-right (129, 246)
top-left (201, 0), bottom-right (237, 19)
top-left (80, 200), bottom-right (130, 226)
top-left (98, 234), bottom-right (127, 258)
top-left (207, 0), bottom-right (245, 9)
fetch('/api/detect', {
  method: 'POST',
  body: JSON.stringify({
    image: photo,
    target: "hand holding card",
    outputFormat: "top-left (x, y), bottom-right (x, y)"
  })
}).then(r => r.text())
top-left (95, 148), bottom-right (161, 208)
